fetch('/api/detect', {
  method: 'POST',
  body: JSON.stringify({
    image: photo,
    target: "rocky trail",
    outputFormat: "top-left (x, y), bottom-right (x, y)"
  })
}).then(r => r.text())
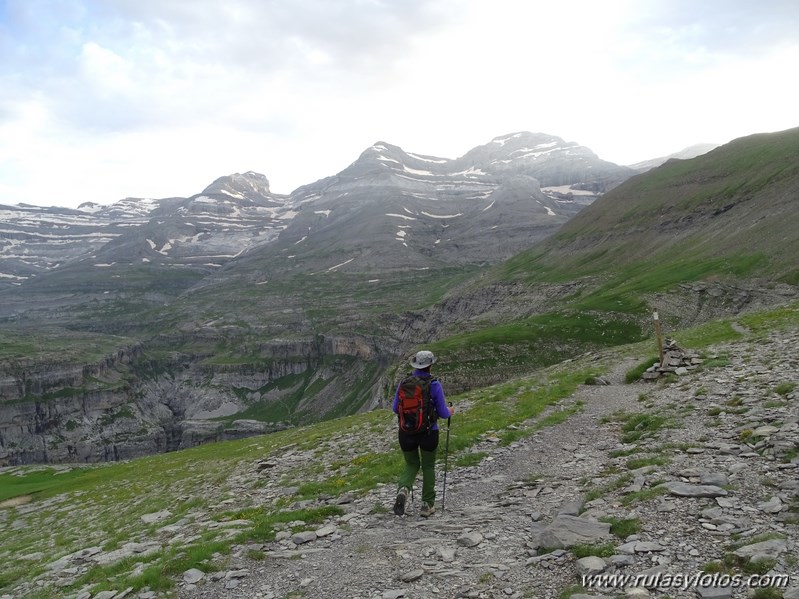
top-left (175, 328), bottom-right (799, 599)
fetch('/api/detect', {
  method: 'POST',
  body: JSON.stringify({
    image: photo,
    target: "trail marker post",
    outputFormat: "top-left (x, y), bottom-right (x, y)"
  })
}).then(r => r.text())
top-left (654, 311), bottom-right (665, 367)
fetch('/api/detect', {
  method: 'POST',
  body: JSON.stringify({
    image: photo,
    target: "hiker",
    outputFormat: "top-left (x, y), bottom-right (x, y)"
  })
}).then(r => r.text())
top-left (392, 350), bottom-right (455, 517)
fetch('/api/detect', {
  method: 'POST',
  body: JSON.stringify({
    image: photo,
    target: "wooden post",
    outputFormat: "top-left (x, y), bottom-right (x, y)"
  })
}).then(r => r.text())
top-left (653, 311), bottom-right (664, 367)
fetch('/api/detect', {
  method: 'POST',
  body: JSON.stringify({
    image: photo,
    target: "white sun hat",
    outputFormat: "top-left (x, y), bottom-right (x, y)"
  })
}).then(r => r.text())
top-left (410, 350), bottom-right (436, 369)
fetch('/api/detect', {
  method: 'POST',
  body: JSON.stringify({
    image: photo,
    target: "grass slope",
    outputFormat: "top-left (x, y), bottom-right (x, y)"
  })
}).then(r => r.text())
top-left (503, 127), bottom-right (799, 286)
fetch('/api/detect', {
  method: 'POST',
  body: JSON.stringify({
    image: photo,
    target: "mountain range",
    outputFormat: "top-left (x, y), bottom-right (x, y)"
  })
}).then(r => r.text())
top-left (1, 128), bottom-right (792, 465)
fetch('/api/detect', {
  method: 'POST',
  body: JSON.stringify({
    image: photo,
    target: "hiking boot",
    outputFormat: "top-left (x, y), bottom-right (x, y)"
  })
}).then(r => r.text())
top-left (393, 487), bottom-right (410, 516)
top-left (419, 502), bottom-right (436, 518)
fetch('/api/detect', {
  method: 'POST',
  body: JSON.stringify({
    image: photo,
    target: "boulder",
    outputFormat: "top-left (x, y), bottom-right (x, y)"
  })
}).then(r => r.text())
top-left (532, 515), bottom-right (612, 549)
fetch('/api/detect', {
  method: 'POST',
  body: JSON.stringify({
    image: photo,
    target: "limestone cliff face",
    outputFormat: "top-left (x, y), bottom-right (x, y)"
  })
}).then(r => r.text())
top-left (0, 333), bottom-right (392, 465)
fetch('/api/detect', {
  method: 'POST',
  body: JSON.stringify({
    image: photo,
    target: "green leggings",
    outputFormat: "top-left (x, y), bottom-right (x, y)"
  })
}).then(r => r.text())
top-left (398, 430), bottom-right (439, 506)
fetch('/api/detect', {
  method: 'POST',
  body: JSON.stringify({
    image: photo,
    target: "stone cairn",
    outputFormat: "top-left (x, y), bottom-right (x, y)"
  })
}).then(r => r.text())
top-left (641, 338), bottom-right (704, 381)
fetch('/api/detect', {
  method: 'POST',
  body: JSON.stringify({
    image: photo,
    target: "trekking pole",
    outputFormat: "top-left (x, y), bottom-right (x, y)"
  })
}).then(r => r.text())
top-left (441, 402), bottom-right (452, 513)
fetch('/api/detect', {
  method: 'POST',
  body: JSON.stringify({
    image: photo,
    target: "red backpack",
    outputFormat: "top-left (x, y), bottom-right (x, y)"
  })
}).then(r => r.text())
top-left (397, 375), bottom-right (437, 434)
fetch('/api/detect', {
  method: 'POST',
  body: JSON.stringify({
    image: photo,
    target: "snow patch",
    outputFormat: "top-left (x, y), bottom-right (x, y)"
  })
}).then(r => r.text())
top-left (406, 152), bottom-right (448, 163)
top-left (402, 165), bottom-right (437, 176)
top-left (452, 166), bottom-right (488, 177)
top-left (314, 210), bottom-right (331, 217)
top-left (421, 211), bottom-right (462, 219)
top-left (327, 258), bottom-right (354, 272)
top-left (387, 213), bottom-right (417, 221)
top-left (541, 185), bottom-right (596, 196)
top-left (492, 133), bottom-right (523, 146)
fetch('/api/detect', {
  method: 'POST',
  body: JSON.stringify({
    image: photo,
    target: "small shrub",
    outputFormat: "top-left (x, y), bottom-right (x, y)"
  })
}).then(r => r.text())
top-left (600, 517), bottom-right (641, 538)
top-left (701, 353), bottom-right (732, 368)
top-left (558, 585), bottom-right (587, 599)
top-left (571, 543), bottom-right (616, 558)
top-left (621, 486), bottom-right (668, 505)
top-left (626, 455), bottom-right (669, 470)
top-left (608, 448), bottom-right (638, 458)
top-left (621, 413), bottom-right (669, 443)
top-left (702, 561), bottom-right (725, 573)
top-left (743, 558), bottom-right (777, 575)
top-left (773, 382), bottom-right (796, 396)
top-left (245, 549), bottom-right (265, 561)
top-left (625, 357), bottom-right (659, 384)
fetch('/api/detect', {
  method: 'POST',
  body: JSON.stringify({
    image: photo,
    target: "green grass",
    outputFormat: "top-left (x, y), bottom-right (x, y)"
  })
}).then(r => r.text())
top-left (425, 310), bottom-right (643, 385)
top-left (619, 413), bottom-right (670, 443)
top-left (624, 356), bottom-right (659, 383)
top-left (584, 473), bottom-right (634, 503)
top-left (625, 455), bottom-right (670, 470)
top-left (0, 328), bottom-right (133, 364)
top-left (773, 382), bottom-right (796, 396)
top-left (621, 486), bottom-right (669, 505)
top-left (599, 516), bottom-right (641, 538)
top-left (571, 543), bottom-right (616, 558)
top-left (601, 409), bottom-right (671, 443)
top-left (0, 466), bottom-right (117, 503)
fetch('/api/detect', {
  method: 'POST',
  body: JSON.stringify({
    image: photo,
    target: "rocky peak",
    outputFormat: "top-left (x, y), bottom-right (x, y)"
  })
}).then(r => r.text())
top-left (462, 132), bottom-right (591, 165)
top-left (96, 197), bottom-right (162, 219)
top-left (452, 132), bottom-right (631, 192)
top-left (338, 141), bottom-right (448, 180)
top-left (76, 201), bottom-right (103, 213)
top-left (200, 171), bottom-right (277, 204)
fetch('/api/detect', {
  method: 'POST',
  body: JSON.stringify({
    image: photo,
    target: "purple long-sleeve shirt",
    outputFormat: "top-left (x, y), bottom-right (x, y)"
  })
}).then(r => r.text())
top-left (392, 369), bottom-right (452, 431)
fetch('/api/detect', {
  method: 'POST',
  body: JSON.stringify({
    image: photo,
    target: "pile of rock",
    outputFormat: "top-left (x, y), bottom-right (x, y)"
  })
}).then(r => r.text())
top-left (641, 339), bottom-right (704, 380)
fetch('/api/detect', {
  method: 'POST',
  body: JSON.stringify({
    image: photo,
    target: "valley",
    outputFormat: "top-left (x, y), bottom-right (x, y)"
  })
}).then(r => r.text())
top-left (0, 129), bottom-right (795, 466)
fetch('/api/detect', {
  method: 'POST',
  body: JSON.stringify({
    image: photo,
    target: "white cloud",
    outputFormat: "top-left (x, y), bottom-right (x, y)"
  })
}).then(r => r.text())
top-left (0, 0), bottom-right (798, 207)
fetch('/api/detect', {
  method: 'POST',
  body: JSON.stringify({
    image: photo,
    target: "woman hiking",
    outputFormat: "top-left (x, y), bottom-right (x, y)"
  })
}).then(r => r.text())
top-left (392, 350), bottom-right (455, 517)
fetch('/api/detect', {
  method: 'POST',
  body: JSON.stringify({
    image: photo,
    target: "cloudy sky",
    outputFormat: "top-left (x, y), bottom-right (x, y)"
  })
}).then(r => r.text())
top-left (1, 0), bottom-right (798, 208)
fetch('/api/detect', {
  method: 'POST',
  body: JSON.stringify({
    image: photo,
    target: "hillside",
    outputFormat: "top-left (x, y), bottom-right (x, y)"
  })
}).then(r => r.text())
top-left (504, 128), bottom-right (799, 286)
top-left (1, 303), bottom-right (797, 598)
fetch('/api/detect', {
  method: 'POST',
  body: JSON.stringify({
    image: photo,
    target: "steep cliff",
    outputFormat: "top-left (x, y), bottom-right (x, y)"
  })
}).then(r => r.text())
top-left (0, 332), bottom-right (391, 465)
